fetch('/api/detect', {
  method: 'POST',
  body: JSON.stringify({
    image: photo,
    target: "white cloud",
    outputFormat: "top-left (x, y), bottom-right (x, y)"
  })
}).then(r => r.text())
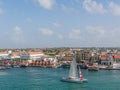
top-left (83, 0), bottom-right (106, 14)
top-left (76, 26), bottom-right (114, 46)
top-left (87, 26), bottom-right (105, 38)
top-left (40, 28), bottom-right (53, 36)
top-left (101, 28), bottom-right (120, 46)
top-left (69, 29), bottom-right (81, 39)
top-left (53, 22), bottom-right (62, 28)
top-left (61, 4), bottom-right (78, 13)
top-left (58, 34), bottom-right (64, 40)
top-left (85, 26), bottom-right (120, 44)
top-left (14, 26), bottom-right (21, 31)
top-left (26, 18), bottom-right (32, 23)
top-left (109, 2), bottom-right (120, 16)
top-left (0, 8), bottom-right (5, 14)
top-left (35, 0), bottom-right (56, 10)
top-left (11, 26), bottom-right (25, 43)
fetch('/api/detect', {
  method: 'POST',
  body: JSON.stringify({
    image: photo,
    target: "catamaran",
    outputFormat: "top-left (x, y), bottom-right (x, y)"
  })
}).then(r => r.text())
top-left (61, 52), bottom-right (88, 83)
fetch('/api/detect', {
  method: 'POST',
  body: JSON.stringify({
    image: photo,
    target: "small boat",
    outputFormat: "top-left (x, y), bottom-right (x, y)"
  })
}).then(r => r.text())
top-left (0, 66), bottom-right (7, 70)
top-left (13, 65), bottom-right (20, 68)
top-left (61, 52), bottom-right (88, 83)
top-left (88, 67), bottom-right (99, 71)
top-left (19, 63), bottom-right (28, 68)
top-left (113, 63), bottom-right (120, 69)
top-left (20, 64), bottom-right (28, 68)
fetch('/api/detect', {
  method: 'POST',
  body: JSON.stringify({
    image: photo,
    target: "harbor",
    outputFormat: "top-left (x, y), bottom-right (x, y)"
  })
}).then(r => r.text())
top-left (0, 48), bottom-right (120, 90)
top-left (1, 47), bottom-right (120, 70)
top-left (0, 67), bottom-right (120, 90)
top-left (1, 0), bottom-right (120, 89)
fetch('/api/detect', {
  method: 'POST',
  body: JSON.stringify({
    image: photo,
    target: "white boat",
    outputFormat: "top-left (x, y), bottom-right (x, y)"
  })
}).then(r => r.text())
top-left (61, 52), bottom-right (88, 83)
top-left (113, 63), bottom-right (120, 69)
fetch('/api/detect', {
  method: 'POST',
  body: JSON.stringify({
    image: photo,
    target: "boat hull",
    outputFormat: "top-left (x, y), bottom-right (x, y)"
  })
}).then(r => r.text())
top-left (113, 63), bottom-right (120, 69)
top-left (61, 77), bottom-right (87, 83)
top-left (20, 65), bottom-right (27, 68)
top-left (88, 68), bottom-right (99, 71)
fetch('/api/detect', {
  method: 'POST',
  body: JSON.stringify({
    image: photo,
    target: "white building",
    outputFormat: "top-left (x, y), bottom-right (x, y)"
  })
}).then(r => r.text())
top-left (0, 52), bottom-right (9, 60)
top-left (29, 52), bottom-right (45, 61)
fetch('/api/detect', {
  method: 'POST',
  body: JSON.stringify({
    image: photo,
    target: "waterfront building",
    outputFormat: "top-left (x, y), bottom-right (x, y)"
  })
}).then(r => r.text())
top-left (44, 57), bottom-right (54, 62)
top-left (114, 55), bottom-right (120, 63)
top-left (29, 51), bottom-right (45, 61)
top-left (112, 53), bottom-right (120, 69)
top-left (0, 52), bottom-right (9, 60)
top-left (100, 52), bottom-right (115, 65)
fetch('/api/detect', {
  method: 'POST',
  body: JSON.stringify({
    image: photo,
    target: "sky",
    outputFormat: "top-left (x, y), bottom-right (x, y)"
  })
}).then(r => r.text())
top-left (0, 0), bottom-right (120, 48)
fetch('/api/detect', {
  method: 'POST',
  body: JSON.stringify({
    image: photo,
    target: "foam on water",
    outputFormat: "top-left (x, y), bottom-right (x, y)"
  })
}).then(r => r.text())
top-left (0, 71), bottom-right (8, 76)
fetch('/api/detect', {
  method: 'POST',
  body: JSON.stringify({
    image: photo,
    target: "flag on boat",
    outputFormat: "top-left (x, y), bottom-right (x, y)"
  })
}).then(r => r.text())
top-left (79, 71), bottom-right (83, 80)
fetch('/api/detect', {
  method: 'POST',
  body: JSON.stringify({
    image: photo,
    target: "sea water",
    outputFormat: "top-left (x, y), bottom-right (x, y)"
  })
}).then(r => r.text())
top-left (0, 67), bottom-right (120, 90)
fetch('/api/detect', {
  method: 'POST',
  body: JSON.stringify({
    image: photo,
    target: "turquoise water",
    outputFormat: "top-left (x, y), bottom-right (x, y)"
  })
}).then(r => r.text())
top-left (0, 67), bottom-right (120, 90)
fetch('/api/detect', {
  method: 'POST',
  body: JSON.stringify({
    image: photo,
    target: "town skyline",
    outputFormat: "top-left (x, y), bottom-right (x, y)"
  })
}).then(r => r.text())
top-left (0, 0), bottom-right (120, 48)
